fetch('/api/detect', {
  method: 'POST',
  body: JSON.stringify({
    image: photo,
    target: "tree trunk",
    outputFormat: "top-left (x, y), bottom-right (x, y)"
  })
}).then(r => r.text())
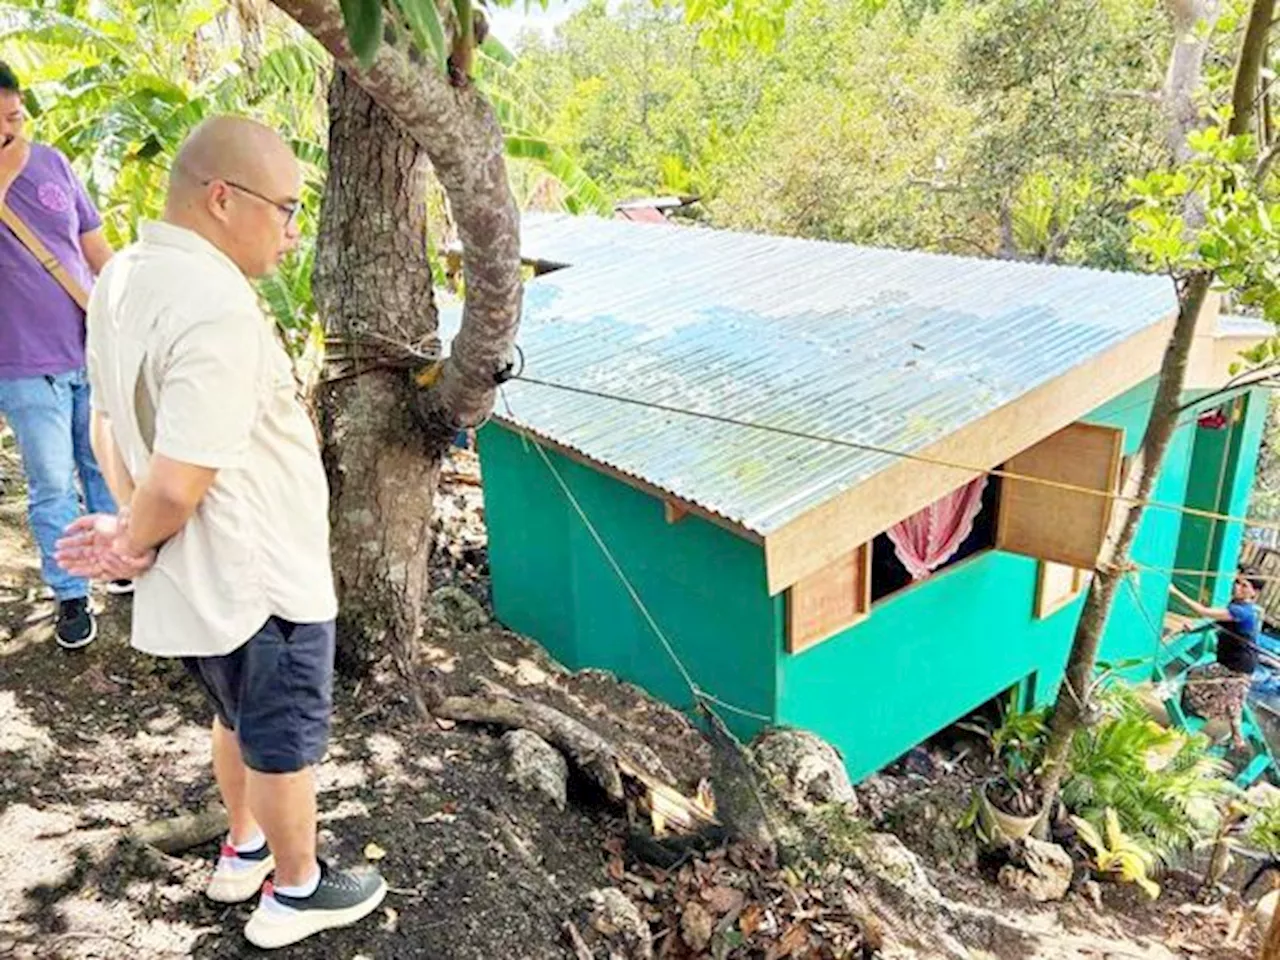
top-left (314, 69), bottom-right (439, 676)
top-left (1035, 0), bottom-right (1272, 832)
top-left (269, 0), bottom-right (523, 432)
top-left (268, 0), bottom-right (524, 675)
top-left (1163, 1), bottom-right (1222, 164)
top-left (1036, 272), bottom-right (1212, 816)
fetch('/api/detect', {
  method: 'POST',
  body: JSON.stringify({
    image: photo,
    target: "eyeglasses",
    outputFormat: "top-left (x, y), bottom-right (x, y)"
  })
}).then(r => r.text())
top-left (202, 177), bottom-right (302, 229)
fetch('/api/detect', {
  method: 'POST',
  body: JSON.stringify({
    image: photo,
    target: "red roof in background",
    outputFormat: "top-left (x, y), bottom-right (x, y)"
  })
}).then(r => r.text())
top-left (614, 206), bottom-right (669, 224)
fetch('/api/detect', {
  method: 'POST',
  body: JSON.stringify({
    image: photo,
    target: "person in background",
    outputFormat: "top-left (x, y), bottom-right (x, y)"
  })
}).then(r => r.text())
top-left (1170, 569), bottom-right (1279, 751)
top-left (0, 59), bottom-right (126, 650)
top-left (55, 115), bottom-right (384, 950)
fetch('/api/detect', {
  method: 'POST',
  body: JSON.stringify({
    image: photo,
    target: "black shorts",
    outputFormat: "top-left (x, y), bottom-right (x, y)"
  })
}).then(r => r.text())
top-left (182, 617), bottom-right (336, 774)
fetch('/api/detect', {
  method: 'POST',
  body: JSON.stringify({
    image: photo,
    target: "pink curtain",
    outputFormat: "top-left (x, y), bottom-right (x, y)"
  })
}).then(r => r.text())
top-left (886, 476), bottom-right (990, 581)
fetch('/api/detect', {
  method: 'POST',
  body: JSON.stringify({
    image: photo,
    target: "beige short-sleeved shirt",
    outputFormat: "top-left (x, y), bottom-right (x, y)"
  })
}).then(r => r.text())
top-left (87, 221), bottom-right (337, 657)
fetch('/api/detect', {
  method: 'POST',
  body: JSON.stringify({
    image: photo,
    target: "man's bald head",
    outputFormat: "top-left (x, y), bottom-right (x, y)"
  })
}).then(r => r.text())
top-left (164, 115), bottom-right (302, 278)
top-left (170, 115), bottom-right (296, 202)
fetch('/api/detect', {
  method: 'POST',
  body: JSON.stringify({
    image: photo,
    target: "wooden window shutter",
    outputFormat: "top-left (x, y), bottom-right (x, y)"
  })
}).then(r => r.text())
top-left (1034, 562), bottom-right (1091, 619)
top-left (786, 543), bottom-right (871, 654)
top-left (996, 423), bottom-right (1124, 570)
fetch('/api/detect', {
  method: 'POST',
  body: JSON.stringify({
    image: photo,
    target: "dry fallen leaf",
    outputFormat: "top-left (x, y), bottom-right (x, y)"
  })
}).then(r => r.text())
top-left (380, 906), bottom-right (399, 932)
top-left (419, 811), bottom-right (458, 825)
top-left (421, 645), bottom-right (457, 673)
top-left (767, 922), bottom-right (810, 960)
top-left (607, 856), bottom-right (625, 882)
top-left (364, 841), bottom-right (387, 861)
top-left (514, 658), bottom-right (551, 686)
top-left (703, 885), bottom-right (745, 917)
top-left (740, 903), bottom-right (763, 938)
top-left (681, 901), bottom-right (714, 952)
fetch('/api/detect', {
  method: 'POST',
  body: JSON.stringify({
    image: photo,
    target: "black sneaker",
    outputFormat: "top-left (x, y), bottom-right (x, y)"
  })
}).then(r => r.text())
top-left (104, 579), bottom-right (134, 596)
top-left (243, 860), bottom-right (387, 949)
top-left (55, 598), bottom-right (96, 650)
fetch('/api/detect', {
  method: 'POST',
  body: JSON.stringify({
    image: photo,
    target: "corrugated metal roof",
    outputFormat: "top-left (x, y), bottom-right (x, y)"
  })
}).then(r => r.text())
top-left (450, 214), bottom-right (1178, 536)
top-left (1217, 313), bottom-right (1273, 338)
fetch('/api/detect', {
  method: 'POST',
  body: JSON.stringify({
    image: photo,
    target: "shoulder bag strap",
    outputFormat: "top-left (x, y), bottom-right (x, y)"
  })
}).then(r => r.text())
top-left (0, 201), bottom-right (89, 310)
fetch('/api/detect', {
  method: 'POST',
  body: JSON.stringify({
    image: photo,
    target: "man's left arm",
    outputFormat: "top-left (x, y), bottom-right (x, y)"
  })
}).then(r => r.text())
top-left (60, 149), bottom-right (111, 275)
top-left (89, 408), bottom-right (134, 505)
top-left (79, 228), bottom-right (112, 275)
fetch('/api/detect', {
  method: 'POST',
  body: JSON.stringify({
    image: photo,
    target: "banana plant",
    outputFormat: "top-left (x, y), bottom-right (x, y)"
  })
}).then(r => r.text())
top-left (4, 0), bottom-right (609, 343)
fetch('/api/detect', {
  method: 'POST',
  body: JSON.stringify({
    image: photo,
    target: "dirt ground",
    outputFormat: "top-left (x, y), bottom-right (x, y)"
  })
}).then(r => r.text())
top-left (0, 441), bottom-right (1268, 959)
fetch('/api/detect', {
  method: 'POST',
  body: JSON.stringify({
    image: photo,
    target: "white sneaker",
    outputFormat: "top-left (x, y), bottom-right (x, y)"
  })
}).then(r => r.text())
top-left (206, 840), bottom-right (275, 904)
top-left (104, 579), bottom-right (134, 596)
top-left (244, 860), bottom-right (387, 949)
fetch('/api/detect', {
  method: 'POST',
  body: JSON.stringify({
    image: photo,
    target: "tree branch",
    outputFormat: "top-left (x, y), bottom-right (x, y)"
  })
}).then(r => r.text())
top-left (1232, 0), bottom-right (1278, 138)
top-left (1259, 140), bottom-right (1280, 180)
top-left (269, 0), bottom-right (522, 431)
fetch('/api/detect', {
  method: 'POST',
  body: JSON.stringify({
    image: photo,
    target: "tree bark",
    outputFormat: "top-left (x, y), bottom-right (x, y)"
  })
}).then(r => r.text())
top-left (1035, 273), bottom-right (1211, 818)
top-left (269, 0), bottom-right (523, 432)
top-left (315, 69), bottom-right (439, 674)
top-left (1163, 0), bottom-right (1222, 164)
top-left (1035, 0), bottom-right (1272, 833)
top-left (267, 0), bottom-right (524, 671)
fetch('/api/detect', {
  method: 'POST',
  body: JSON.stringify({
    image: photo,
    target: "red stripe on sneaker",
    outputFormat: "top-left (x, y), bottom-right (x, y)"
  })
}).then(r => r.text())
top-left (262, 880), bottom-right (274, 898)
top-left (220, 843), bottom-right (237, 859)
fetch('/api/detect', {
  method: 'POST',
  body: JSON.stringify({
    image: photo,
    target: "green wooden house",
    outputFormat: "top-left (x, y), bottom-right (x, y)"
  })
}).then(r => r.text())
top-left (468, 215), bottom-right (1270, 781)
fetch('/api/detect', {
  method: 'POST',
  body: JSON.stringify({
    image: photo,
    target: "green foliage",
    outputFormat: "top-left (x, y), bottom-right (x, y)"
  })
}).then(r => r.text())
top-left (339, 0), bottom-right (383, 68)
top-left (3, 0), bottom-right (330, 350)
top-left (475, 36), bottom-right (612, 214)
top-left (1246, 794), bottom-right (1280, 855)
top-left (1063, 687), bottom-right (1234, 865)
top-left (1072, 807), bottom-right (1162, 899)
top-left (4, 0), bottom-right (607, 346)
top-left (516, 0), bottom-right (1177, 267)
top-left (955, 684), bottom-right (1236, 866)
top-left (959, 691), bottom-right (1049, 787)
top-left (395, 0), bottom-right (449, 72)
top-left (1127, 104), bottom-right (1280, 439)
top-left (955, 0), bottom-right (1167, 266)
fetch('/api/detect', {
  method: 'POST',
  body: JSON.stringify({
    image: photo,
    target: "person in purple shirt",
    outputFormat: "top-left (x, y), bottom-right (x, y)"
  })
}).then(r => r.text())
top-left (0, 61), bottom-right (122, 649)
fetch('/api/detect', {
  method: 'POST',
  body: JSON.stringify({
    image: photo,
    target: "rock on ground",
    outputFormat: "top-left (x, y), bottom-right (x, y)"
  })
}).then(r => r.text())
top-left (579, 887), bottom-right (652, 959)
top-left (997, 838), bottom-right (1073, 903)
top-left (503, 729), bottom-right (569, 810)
top-left (749, 728), bottom-right (856, 813)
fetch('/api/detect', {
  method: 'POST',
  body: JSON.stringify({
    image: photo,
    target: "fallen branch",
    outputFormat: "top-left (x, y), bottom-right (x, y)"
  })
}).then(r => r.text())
top-left (427, 679), bottom-right (630, 799)
top-left (563, 920), bottom-right (594, 960)
top-left (129, 805), bottom-right (228, 855)
top-left (427, 679), bottom-right (718, 840)
top-left (440, 471), bottom-right (483, 487)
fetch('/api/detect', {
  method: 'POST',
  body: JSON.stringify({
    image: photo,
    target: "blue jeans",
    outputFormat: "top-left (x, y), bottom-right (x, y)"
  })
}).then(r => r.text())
top-left (0, 370), bottom-right (117, 600)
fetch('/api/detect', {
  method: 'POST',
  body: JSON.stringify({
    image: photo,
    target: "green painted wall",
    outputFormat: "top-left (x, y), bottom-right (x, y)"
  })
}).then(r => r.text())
top-left (479, 426), bottom-right (778, 739)
top-left (479, 380), bottom-right (1268, 782)
top-left (776, 382), bottom-right (1199, 780)
top-left (1173, 391), bottom-right (1269, 605)
top-left (1215, 392), bottom-right (1270, 602)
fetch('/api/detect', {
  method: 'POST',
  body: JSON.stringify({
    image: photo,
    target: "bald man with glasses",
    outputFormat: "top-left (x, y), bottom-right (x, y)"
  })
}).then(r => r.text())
top-left (55, 115), bottom-right (384, 949)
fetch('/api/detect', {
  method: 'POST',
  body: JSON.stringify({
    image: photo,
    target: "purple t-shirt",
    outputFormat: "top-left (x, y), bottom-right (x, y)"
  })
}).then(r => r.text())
top-left (0, 143), bottom-right (102, 379)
